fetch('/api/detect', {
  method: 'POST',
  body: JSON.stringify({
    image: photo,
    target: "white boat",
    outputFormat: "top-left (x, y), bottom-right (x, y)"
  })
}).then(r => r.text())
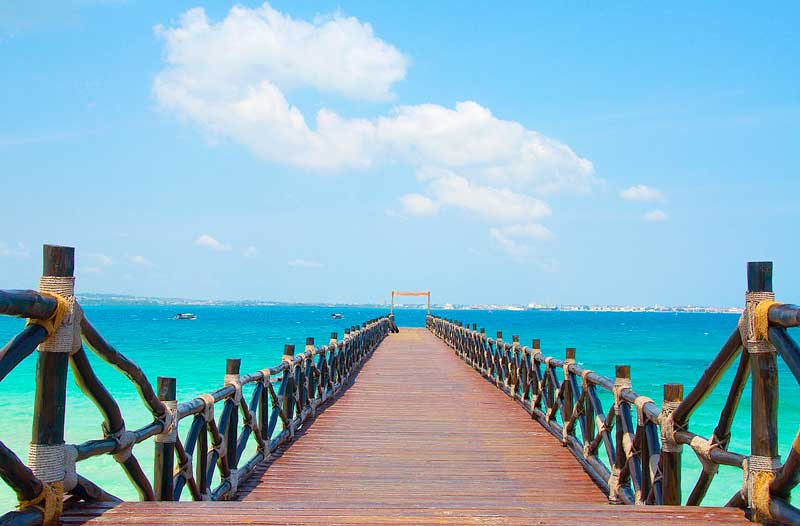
top-left (173, 313), bottom-right (197, 320)
top-left (331, 313), bottom-right (344, 319)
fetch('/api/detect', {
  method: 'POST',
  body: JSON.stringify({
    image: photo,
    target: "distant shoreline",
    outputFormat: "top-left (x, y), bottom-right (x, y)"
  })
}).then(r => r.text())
top-left (76, 293), bottom-right (742, 314)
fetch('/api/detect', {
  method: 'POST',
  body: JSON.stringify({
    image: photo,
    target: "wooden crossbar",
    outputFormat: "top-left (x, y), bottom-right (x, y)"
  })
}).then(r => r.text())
top-left (390, 290), bottom-right (431, 314)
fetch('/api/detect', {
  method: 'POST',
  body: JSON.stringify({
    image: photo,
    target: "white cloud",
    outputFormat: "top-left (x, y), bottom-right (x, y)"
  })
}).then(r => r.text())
top-left (89, 253), bottom-right (113, 266)
top-left (242, 245), bottom-right (259, 258)
top-left (489, 223), bottom-right (553, 256)
top-left (194, 234), bottom-right (231, 251)
top-left (420, 170), bottom-right (551, 223)
top-left (153, 4), bottom-right (597, 193)
top-left (155, 5), bottom-right (407, 102)
top-left (154, 3), bottom-right (602, 260)
top-left (398, 193), bottom-right (439, 216)
top-left (620, 184), bottom-right (665, 202)
top-left (643, 209), bottom-right (668, 222)
top-left (288, 258), bottom-right (323, 268)
top-left (129, 255), bottom-right (153, 266)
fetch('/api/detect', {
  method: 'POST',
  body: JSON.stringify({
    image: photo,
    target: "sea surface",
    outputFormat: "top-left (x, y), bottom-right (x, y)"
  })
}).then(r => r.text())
top-left (0, 305), bottom-right (798, 512)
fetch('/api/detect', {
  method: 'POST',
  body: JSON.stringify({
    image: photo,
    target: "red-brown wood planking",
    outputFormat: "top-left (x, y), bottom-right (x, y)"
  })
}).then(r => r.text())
top-left (63, 328), bottom-right (750, 525)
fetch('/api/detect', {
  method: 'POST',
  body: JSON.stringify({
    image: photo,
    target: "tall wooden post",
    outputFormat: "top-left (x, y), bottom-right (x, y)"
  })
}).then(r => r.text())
top-left (225, 358), bottom-right (240, 481)
top-left (661, 383), bottom-right (683, 505)
top-left (746, 261), bottom-right (779, 519)
top-left (563, 348), bottom-right (576, 425)
top-left (611, 365), bottom-right (632, 504)
top-left (154, 376), bottom-right (176, 500)
top-left (30, 245), bottom-right (74, 511)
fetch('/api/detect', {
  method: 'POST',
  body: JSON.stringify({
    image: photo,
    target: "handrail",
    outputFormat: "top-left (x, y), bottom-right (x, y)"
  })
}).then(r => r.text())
top-left (0, 244), bottom-right (393, 526)
top-left (427, 260), bottom-right (800, 525)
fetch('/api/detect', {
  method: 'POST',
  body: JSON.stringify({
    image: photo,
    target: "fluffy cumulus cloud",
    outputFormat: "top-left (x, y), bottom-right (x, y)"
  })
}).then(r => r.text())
top-left (155, 3), bottom-right (600, 257)
top-left (620, 185), bottom-right (665, 202)
top-left (194, 234), bottom-right (231, 251)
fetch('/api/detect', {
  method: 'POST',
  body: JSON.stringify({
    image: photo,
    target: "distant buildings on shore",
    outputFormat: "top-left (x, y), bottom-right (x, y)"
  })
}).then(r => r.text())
top-left (76, 293), bottom-right (743, 314)
top-left (425, 302), bottom-right (743, 314)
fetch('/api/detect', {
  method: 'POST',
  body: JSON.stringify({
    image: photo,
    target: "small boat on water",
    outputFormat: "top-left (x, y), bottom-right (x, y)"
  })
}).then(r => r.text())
top-left (331, 313), bottom-right (344, 319)
top-left (173, 313), bottom-right (197, 320)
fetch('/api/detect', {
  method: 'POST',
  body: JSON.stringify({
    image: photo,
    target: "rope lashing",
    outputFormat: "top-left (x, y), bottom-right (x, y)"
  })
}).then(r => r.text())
top-left (26, 277), bottom-right (83, 355)
top-left (107, 427), bottom-right (137, 463)
top-left (198, 393), bottom-right (216, 423)
top-left (224, 373), bottom-right (242, 405)
top-left (633, 395), bottom-right (654, 425)
top-left (744, 456), bottom-right (781, 522)
top-left (613, 376), bottom-right (632, 415)
top-left (154, 400), bottom-right (178, 443)
top-left (659, 401), bottom-right (683, 453)
top-left (17, 481), bottom-right (62, 526)
top-left (754, 300), bottom-right (782, 343)
top-left (743, 291), bottom-right (783, 352)
top-left (689, 435), bottom-right (719, 475)
top-left (24, 443), bottom-right (78, 525)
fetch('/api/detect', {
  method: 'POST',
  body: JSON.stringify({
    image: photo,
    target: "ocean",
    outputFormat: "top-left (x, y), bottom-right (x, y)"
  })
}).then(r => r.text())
top-left (0, 305), bottom-right (797, 511)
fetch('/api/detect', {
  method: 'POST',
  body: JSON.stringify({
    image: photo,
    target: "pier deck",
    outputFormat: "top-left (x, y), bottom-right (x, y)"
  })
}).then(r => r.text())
top-left (62, 329), bottom-right (749, 525)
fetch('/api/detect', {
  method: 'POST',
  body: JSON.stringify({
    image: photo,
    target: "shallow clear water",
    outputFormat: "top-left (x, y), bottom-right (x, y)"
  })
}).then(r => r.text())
top-left (0, 306), bottom-right (797, 511)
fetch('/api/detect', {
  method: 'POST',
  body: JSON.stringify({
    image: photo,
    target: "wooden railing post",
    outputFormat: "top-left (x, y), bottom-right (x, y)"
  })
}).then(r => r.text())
top-left (746, 261), bottom-right (780, 521)
top-left (563, 348), bottom-right (576, 429)
top-left (661, 383), bottom-right (683, 505)
top-left (30, 244), bottom-right (74, 523)
top-left (154, 376), bottom-right (176, 500)
top-left (224, 358), bottom-right (241, 498)
top-left (610, 364), bottom-right (632, 504)
top-left (282, 344), bottom-right (296, 434)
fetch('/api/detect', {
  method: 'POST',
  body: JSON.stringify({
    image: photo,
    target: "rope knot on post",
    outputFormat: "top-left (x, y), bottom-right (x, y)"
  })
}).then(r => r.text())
top-left (155, 400), bottom-right (178, 444)
top-left (743, 455), bottom-right (781, 522)
top-left (612, 376), bottom-right (632, 415)
top-left (17, 480), bottom-right (63, 526)
top-left (224, 374), bottom-right (243, 406)
top-left (198, 393), bottom-right (216, 423)
top-left (27, 277), bottom-right (83, 355)
top-left (743, 291), bottom-right (782, 353)
top-left (658, 401), bottom-right (683, 453)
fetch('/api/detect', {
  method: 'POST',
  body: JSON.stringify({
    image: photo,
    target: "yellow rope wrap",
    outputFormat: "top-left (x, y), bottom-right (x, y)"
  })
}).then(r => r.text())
top-left (18, 481), bottom-right (64, 526)
top-left (25, 292), bottom-right (70, 337)
top-left (751, 471), bottom-right (775, 522)
top-left (754, 300), bottom-right (782, 343)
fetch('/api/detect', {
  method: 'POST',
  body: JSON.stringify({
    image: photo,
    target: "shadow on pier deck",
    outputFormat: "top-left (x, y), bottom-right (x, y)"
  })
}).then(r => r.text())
top-left (63, 329), bottom-right (748, 525)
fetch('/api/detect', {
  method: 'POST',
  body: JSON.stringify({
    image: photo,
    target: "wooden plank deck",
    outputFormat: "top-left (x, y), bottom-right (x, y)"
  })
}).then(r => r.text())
top-left (63, 328), bottom-right (750, 525)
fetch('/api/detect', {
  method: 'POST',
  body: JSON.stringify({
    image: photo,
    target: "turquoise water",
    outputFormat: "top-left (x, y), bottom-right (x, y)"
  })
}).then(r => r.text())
top-left (0, 306), bottom-right (797, 511)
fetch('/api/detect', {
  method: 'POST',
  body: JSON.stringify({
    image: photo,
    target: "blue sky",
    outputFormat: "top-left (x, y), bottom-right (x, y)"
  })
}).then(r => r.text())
top-left (1, 1), bottom-right (798, 306)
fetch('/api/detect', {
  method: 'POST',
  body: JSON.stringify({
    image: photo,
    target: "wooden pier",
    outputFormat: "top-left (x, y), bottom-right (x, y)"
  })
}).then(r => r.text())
top-left (1, 246), bottom-right (800, 525)
top-left (61, 329), bottom-right (748, 525)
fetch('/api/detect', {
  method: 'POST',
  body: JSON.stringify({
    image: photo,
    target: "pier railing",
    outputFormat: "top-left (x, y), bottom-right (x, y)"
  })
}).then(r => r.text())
top-left (0, 245), bottom-right (392, 526)
top-left (427, 261), bottom-right (800, 525)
